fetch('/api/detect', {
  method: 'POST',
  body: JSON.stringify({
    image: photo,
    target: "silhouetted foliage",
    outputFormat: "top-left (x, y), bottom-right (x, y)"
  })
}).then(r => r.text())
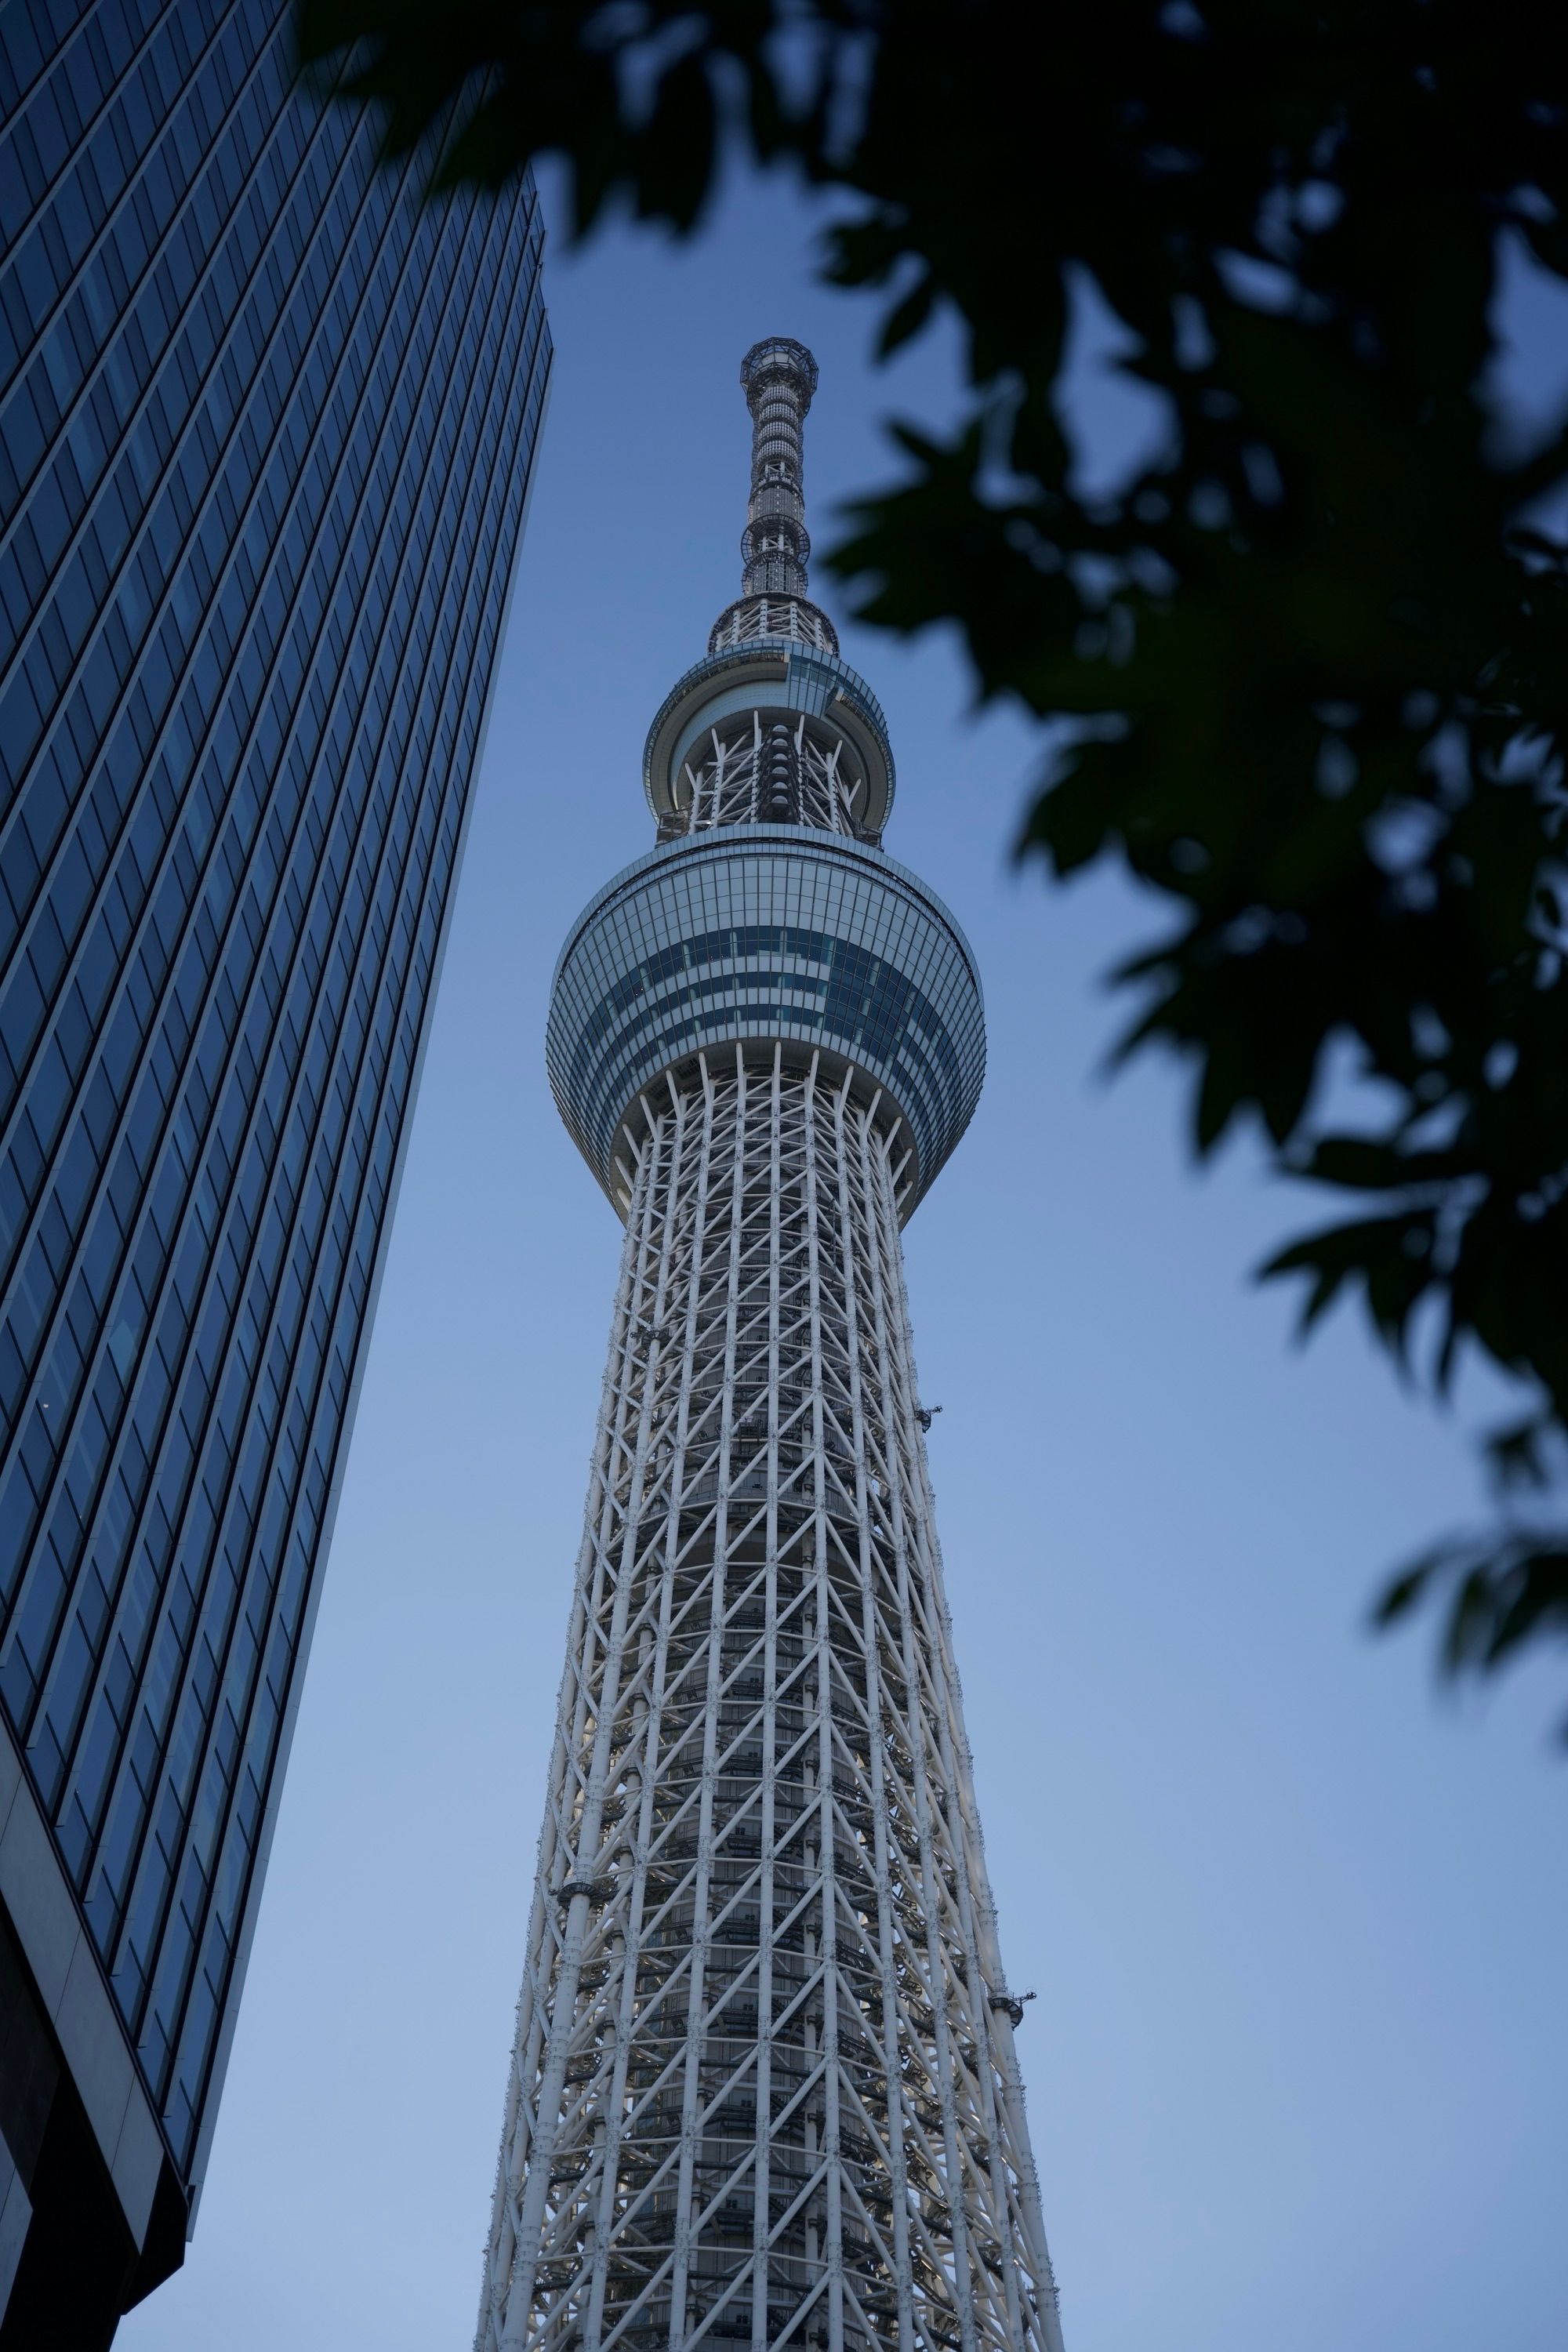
top-left (296, 0), bottom-right (1568, 1727)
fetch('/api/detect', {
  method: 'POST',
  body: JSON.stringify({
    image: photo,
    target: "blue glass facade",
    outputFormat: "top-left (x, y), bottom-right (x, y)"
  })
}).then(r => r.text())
top-left (0, 0), bottom-right (550, 2272)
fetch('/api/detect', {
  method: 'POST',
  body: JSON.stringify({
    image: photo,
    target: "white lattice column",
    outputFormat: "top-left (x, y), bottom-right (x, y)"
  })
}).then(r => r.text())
top-left (478, 1056), bottom-right (1062, 2352)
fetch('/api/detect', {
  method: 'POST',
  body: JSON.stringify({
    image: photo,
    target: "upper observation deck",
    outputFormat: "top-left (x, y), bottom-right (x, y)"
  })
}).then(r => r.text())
top-left (643, 639), bottom-right (895, 840)
top-left (547, 829), bottom-right (984, 1221)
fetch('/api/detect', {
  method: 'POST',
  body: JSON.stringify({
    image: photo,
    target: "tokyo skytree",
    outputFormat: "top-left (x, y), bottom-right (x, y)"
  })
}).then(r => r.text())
top-left (476, 340), bottom-right (1064, 2352)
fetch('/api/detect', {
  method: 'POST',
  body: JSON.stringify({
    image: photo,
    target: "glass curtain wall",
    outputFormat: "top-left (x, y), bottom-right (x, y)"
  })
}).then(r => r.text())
top-left (0, 0), bottom-right (550, 2215)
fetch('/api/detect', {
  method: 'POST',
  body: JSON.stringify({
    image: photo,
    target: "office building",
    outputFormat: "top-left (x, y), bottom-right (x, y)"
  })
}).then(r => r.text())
top-left (0, 4), bottom-right (550, 2336)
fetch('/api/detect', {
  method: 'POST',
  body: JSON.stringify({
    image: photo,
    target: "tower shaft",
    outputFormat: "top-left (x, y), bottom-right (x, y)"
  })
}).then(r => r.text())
top-left (481, 336), bottom-right (1062, 2352)
top-left (478, 1058), bottom-right (1059, 2352)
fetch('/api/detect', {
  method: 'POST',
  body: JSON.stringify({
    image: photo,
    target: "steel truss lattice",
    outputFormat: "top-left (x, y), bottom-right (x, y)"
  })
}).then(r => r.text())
top-left (477, 1054), bottom-right (1062, 2352)
top-left (675, 710), bottom-right (866, 836)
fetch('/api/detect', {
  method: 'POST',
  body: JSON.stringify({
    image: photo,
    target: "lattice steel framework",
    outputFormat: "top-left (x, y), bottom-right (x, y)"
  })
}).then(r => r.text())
top-left (477, 346), bottom-right (1063, 2352)
top-left (676, 712), bottom-right (865, 837)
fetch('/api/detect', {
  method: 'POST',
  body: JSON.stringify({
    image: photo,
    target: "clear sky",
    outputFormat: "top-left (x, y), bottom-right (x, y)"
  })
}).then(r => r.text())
top-left (122, 165), bottom-right (1567, 2352)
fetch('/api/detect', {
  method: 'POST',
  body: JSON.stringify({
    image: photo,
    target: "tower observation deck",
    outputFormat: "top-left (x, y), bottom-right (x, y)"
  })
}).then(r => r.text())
top-left (477, 340), bottom-right (1064, 2352)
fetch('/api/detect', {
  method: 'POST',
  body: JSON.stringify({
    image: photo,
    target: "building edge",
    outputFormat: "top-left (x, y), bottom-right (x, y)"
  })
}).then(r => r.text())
top-left (1, 1712), bottom-right (185, 2324)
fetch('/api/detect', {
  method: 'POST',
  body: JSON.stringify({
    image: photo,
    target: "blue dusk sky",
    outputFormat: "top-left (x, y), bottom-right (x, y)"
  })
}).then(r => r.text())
top-left (122, 166), bottom-right (1567, 2352)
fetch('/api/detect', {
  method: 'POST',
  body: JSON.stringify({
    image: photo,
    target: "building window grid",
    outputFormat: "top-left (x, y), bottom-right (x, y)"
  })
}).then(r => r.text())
top-left (0, 2), bottom-right (218, 269)
top-left (0, 0), bottom-right (265, 415)
top-left (0, 5), bottom-right (310, 623)
top-left (0, 32), bottom-right (550, 2186)
top-left (0, 39), bottom-right (376, 832)
top-left (107, 232), bottom-right (546, 2154)
top-left (39, 198), bottom-right (540, 2023)
top-left (116, 294), bottom-right (540, 2154)
top-left (0, 98), bottom-right (480, 1382)
top-left (569, 941), bottom-right (962, 1113)
top-left (0, 161), bottom-right (484, 1618)
top-left (0, 49), bottom-right (393, 1033)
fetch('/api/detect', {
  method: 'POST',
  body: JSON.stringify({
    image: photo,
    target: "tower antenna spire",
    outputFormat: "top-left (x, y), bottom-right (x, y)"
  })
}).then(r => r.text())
top-left (739, 334), bottom-right (818, 599)
top-left (708, 336), bottom-right (840, 655)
